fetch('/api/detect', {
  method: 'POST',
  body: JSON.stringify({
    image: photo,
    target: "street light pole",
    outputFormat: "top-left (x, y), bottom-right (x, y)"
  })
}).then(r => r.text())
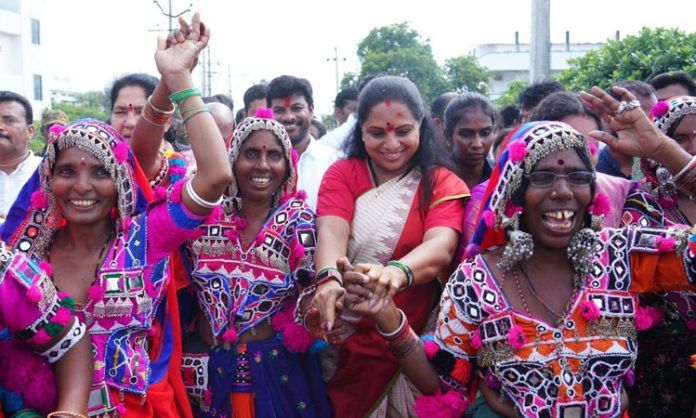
top-left (326, 47), bottom-right (347, 96)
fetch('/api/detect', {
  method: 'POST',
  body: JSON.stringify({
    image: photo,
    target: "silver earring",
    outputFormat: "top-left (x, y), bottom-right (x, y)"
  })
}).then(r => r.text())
top-left (497, 230), bottom-right (534, 271)
top-left (567, 228), bottom-right (599, 287)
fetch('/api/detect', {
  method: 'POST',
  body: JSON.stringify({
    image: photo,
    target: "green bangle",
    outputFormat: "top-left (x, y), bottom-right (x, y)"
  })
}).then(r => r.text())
top-left (386, 260), bottom-right (414, 288)
top-left (169, 88), bottom-right (201, 105)
top-left (182, 108), bottom-right (211, 125)
top-left (317, 266), bottom-right (340, 276)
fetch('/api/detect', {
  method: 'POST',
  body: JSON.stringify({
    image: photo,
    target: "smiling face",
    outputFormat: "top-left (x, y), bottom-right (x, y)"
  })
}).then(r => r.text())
top-left (520, 149), bottom-right (593, 251)
top-left (51, 147), bottom-right (117, 226)
top-left (270, 93), bottom-right (313, 148)
top-left (362, 101), bottom-right (421, 182)
top-left (234, 130), bottom-right (288, 205)
top-left (110, 85), bottom-right (147, 143)
top-left (450, 107), bottom-right (494, 173)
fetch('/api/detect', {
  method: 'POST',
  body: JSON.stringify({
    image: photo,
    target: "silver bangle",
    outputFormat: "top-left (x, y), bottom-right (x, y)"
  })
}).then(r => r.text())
top-left (39, 319), bottom-right (86, 363)
top-left (185, 180), bottom-right (222, 209)
top-left (672, 155), bottom-right (696, 179)
top-left (376, 309), bottom-right (405, 339)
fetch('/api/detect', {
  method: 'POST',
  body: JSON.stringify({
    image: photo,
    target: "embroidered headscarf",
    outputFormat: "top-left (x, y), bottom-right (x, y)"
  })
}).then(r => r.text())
top-left (466, 121), bottom-right (598, 258)
top-left (223, 111), bottom-right (298, 212)
top-left (1, 119), bottom-right (148, 258)
top-left (641, 96), bottom-right (696, 207)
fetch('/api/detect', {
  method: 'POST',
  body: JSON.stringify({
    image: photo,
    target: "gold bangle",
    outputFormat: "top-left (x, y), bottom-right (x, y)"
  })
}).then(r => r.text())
top-left (47, 412), bottom-right (88, 418)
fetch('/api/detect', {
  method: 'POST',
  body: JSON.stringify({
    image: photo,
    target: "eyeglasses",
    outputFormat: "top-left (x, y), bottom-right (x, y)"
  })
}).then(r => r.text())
top-left (525, 171), bottom-right (595, 188)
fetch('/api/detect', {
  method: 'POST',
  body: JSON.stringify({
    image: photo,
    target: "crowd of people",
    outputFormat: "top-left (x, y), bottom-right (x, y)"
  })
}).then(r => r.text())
top-left (0, 12), bottom-right (695, 418)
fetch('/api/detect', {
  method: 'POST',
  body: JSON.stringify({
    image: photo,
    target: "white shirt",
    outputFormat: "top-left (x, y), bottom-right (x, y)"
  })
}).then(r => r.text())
top-left (297, 136), bottom-right (339, 211)
top-left (0, 152), bottom-right (42, 221)
top-left (320, 113), bottom-right (356, 153)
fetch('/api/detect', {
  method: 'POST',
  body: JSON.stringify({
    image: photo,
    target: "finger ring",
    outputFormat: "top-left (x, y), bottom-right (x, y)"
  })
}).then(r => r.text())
top-left (615, 100), bottom-right (640, 115)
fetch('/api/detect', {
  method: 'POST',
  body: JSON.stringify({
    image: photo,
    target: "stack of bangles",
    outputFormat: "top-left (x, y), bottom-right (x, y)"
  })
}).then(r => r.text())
top-left (185, 180), bottom-right (222, 209)
top-left (142, 95), bottom-right (174, 126)
top-left (315, 266), bottom-right (342, 287)
top-left (386, 260), bottom-right (414, 288)
top-left (376, 309), bottom-right (420, 359)
top-left (47, 412), bottom-right (88, 418)
top-left (673, 155), bottom-right (696, 197)
top-left (169, 88), bottom-right (211, 125)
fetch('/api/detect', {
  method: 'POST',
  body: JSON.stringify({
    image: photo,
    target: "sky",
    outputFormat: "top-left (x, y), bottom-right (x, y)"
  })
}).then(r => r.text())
top-left (46, 0), bottom-right (696, 117)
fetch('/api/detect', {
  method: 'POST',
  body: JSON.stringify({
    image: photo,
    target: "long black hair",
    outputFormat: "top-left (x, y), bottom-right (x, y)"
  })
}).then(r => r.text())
top-left (343, 75), bottom-right (453, 207)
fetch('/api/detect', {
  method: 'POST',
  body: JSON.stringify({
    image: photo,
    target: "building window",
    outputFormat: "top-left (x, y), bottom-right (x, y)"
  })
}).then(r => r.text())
top-left (33, 74), bottom-right (42, 101)
top-left (31, 18), bottom-right (40, 44)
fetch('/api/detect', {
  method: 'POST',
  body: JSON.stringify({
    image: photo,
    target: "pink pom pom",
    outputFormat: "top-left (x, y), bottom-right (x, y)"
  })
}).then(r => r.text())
top-left (579, 300), bottom-right (601, 321)
top-left (169, 165), bottom-right (187, 176)
top-left (587, 193), bottom-right (611, 217)
top-left (205, 206), bottom-right (222, 224)
top-left (423, 339), bottom-right (440, 359)
top-left (414, 390), bottom-right (469, 418)
top-left (686, 320), bottom-right (696, 332)
top-left (27, 285), bottom-right (42, 303)
top-left (464, 243), bottom-right (480, 259)
top-left (281, 322), bottom-right (314, 353)
top-left (651, 101), bottom-right (669, 119)
top-left (0, 338), bottom-right (58, 413)
top-left (88, 284), bottom-right (105, 302)
top-left (644, 306), bottom-right (664, 324)
top-left (296, 190), bottom-right (307, 201)
top-left (507, 325), bottom-right (527, 349)
top-left (116, 403), bottom-right (127, 416)
top-left (289, 241), bottom-right (306, 269)
top-left (271, 306), bottom-right (294, 331)
top-left (221, 328), bottom-right (237, 343)
top-left (279, 193), bottom-right (292, 205)
top-left (32, 328), bottom-right (52, 346)
top-left (624, 368), bottom-right (635, 386)
top-left (254, 107), bottom-right (275, 119)
top-left (508, 140), bottom-right (528, 163)
top-left (291, 149), bottom-right (299, 167)
top-left (655, 236), bottom-right (676, 252)
top-left (504, 202), bottom-right (524, 217)
top-left (471, 329), bottom-right (483, 350)
top-left (113, 141), bottom-right (129, 164)
top-left (52, 307), bottom-right (72, 326)
top-left (170, 179), bottom-right (186, 204)
top-left (153, 186), bottom-right (167, 202)
top-left (482, 210), bottom-right (495, 227)
top-left (588, 141), bottom-right (598, 157)
top-left (30, 190), bottom-right (48, 209)
top-left (635, 306), bottom-right (655, 330)
top-left (49, 123), bottom-right (66, 136)
top-left (38, 261), bottom-right (53, 277)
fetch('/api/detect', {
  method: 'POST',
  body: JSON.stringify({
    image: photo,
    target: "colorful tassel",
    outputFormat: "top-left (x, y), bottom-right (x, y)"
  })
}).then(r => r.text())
top-left (413, 390), bottom-right (469, 418)
top-left (423, 338), bottom-right (440, 359)
top-left (471, 329), bottom-right (482, 350)
top-left (170, 179), bottom-right (185, 204)
top-left (579, 300), bottom-right (601, 321)
top-left (587, 193), bottom-right (611, 217)
top-left (507, 325), bottom-right (527, 349)
top-left (30, 191), bottom-right (47, 210)
top-left (113, 141), bottom-right (129, 164)
top-left (88, 284), bottom-right (105, 302)
top-left (651, 101), bottom-right (669, 119)
top-left (508, 140), bottom-right (528, 163)
top-left (221, 328), bottom-right (237, 344)
top-left (254, 108), bottom-right (274, 119)
top-left (450, 358), bottom-right (471, 384)
top-left (482, 210), bottom-right (495, 228)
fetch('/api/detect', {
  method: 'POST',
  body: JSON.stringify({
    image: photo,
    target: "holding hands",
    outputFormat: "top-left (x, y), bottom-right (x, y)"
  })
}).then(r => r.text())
top-left (154, 12), bottom-right (209, 90)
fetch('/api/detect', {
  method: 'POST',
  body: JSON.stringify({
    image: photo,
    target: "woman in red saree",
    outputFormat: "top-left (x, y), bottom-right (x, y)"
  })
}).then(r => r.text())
top-left (308, 76), bottom-right (469, 417)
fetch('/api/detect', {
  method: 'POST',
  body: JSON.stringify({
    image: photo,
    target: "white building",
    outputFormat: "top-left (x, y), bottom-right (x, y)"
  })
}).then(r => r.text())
top-left (474, 34), bottom-right (605, 99)
top-left (0, 0), bottom-right (49, 119)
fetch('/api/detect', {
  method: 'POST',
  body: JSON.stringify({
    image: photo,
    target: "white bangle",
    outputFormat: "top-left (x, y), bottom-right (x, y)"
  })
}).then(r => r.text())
top-left (376, 309), bottom-right (405, 339)
top-left (185, 180), bottom-right (223, 209)
top-left (39, 319), bottom-right (86, 363)
top-left (673, 155), bottom-right (696, 179)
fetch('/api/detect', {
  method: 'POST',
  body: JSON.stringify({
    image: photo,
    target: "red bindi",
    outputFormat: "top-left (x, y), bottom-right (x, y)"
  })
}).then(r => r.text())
top-left (284, 96), bottom-right (291, 108)
top-left (127, 104), bottom-right (134, 112)
top-left (384, 99), bottom-right (391, 107)
top-left (558, 159), bottom-right (565, 166)
top-left (386, 122), bottom-right (395, 132)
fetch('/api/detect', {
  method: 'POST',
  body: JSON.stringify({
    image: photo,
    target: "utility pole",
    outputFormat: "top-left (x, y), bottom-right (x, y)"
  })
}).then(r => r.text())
top-left (326, 47), bottom-right (347, 96)
top-left (530, 0), bottom-right (550, 83)
top-left (152, 0), bottom-right (191, 33)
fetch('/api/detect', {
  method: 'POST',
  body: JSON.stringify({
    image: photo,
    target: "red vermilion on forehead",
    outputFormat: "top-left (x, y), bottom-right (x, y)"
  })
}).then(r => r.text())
top-left (284, 96), bottom-right (291, 108)
top-left (558, 159), bottom-right (565, 166)
top-left (385, 99), bottom-right (391, 107)
top-left (127, 104), bottom-right (134, 112)
top-left (386, 122), bottom-right (395, 132)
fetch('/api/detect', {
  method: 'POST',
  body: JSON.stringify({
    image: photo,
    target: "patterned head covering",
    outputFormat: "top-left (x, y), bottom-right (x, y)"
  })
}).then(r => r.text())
top-left (467, 121), bottom-right (594, 256)
top-left (641, 96), bottom-right (696, 206)
top-left (1, 119), bottom-right (147, 257)
top-left (224, 114), bottom-right (298, 211)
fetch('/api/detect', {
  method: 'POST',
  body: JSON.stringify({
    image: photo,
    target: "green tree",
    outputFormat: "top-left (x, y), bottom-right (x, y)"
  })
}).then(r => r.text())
top-left (52, 91), bottom-right (109, 122)
top-left (496, 80), bottom-right (528, 107)
top-left (353, 22), bottom-right (449, 103)
top-left (444, 55), bottom-right (492, 95)
top-left (559, 27), bottom-right (696, 92)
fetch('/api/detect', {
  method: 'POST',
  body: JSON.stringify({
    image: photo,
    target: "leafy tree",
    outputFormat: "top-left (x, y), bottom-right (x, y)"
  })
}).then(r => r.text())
top-left (352, 22), bottom-right (449, 103)
top-left (52, 91), bottom-right (109, 122)
top-left (495, 80), bottom-right (528, 107)
top-left (559, 27), bottom-right (696, 91)
top-left (444, 55), bottom-right (492, 95)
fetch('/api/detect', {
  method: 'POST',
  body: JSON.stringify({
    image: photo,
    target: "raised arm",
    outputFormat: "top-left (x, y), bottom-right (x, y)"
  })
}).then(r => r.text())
top-left (154, 12), bottom-right (231, 215)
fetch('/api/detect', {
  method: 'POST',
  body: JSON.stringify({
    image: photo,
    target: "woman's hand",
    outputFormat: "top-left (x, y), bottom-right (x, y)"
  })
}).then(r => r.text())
top-left (155, 12), bottom-right (209, 84)
top-left (310, 280), bottom-right (345, 335)
top-left (355, 262), bottom-right (407, 309)
top-left (579, 86), bottom-right (668, 158)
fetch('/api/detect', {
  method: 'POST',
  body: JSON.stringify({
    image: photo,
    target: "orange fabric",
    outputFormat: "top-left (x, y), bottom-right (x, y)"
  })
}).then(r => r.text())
top-left (231, 392), bottom-right (255, 418)
top-left (630, 252), bottom-right (695, 293)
